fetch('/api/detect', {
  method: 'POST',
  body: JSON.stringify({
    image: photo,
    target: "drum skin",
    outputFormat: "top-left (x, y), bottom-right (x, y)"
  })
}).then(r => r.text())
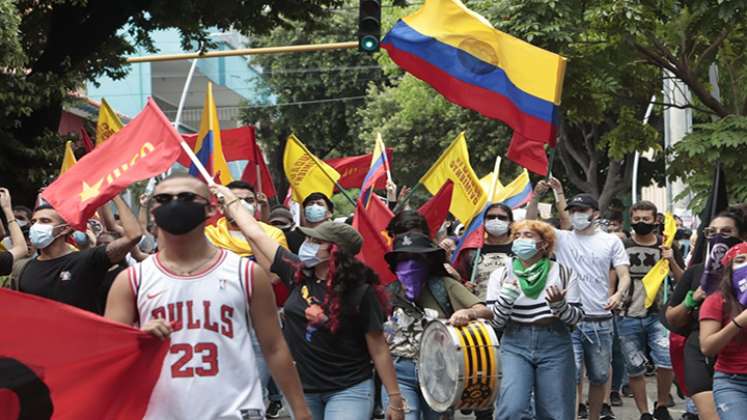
top-left (417, 319), bottom-right (500, 412)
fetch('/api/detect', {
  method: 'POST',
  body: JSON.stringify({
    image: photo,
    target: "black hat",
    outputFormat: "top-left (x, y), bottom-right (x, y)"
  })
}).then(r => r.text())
top-left (303, 192), bottom-right (334, 212)
top-left (565, 193), bottom-right (599, 211)
top-left (384, 232), bottom-right (445, 268)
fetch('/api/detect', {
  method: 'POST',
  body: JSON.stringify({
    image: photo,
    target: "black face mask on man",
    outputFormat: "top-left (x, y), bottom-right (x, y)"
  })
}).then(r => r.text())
top-left (153, 201), bottom-right (207, 235)
top-left (631, 222), bottom-right (656, 236)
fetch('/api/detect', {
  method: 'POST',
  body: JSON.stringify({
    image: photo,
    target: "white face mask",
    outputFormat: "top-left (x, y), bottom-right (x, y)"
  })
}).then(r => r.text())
top-left (29, 223), bottom-right (66, 249)
top-left (571, 212), bottom-right (593, 231)
top-left (298, 240), bottom-right (322, 267)
top-left (241, 201), bottom-right (255, 216)
top-left (485, 219), bottom-right (509, 237)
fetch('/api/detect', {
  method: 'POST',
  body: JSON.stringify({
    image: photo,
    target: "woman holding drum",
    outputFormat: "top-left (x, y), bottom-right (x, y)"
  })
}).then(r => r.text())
top-left (383, 232), bottom-right (493, 419)
top-left (486, 219), bottom-right (584, 420)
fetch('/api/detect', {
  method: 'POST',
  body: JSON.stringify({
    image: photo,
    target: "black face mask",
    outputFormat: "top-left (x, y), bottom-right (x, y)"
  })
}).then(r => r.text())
top-left (632, 222), bottom-right (656, 236)
top-left (153, 201), bottom-right (207, 235)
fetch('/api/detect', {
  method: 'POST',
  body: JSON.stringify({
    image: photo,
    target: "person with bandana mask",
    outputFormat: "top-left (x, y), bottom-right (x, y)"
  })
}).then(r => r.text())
top-left (0, 188), bottom-right (28, 277)
top-left (699, 242), bottom-right (747, 420)
top-left (527, 181), bottom-right (632, 420)
top-left (207, 184), bottom-right (405, 420)
top-left (383, 232), bottom-right (492, 420)
top-left (459, 203), bottom-right (515, 304)
top-left (104, 174), bottom-right (311, 420)
top-left (11, 194), bottom-right (142, 314)
top-left (618, 201), bottom-right (683, 420)
top-left (666, 209), bottom-right (745, 420)
top-left (486, 220), bottom-right (584, 420)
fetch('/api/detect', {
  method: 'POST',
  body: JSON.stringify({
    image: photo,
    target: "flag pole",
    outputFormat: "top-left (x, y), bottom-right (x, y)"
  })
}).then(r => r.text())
top-left (468, 156), bottom-right (502, 285)
top-left (178, 140), bottom-right (216, 187)
top-left (295, 138), bottom-right (357, 208)
top-left (377, 133), bottom-right (393, 184)
top-left (545, 147), bottom-right (556, 181)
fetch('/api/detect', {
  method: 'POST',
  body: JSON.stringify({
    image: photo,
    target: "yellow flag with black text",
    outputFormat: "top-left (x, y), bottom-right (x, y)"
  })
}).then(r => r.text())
top-left (283, 134), bottom-right (341, 203)
top-left (60, 141), bottom-right (77, 175)
top-left (96, 98), bottom-right (124, 145)
top-left (420, 132), bottom-right (486, 223)
top-left (642, 213), bottom-right (677, 308)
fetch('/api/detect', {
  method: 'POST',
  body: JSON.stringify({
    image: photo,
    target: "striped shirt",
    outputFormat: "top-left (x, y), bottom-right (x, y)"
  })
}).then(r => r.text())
top-left (486, 260), bottom-right (584, 329)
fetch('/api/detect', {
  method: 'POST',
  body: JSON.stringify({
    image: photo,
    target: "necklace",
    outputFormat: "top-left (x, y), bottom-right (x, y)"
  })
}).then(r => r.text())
top-left (161, 249), bottom-right (218, 276)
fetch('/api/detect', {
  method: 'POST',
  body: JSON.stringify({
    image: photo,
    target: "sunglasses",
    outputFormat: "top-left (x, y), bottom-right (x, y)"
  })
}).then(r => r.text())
top-left (485, 214), bottom-right (509, 221)
top-left (151, 192), bottom-right (209, 205)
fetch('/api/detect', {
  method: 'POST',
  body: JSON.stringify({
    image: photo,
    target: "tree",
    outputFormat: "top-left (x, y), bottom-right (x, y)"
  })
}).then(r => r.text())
top-left (357, 0), bottom-right (664, 211)
top-left (0, 0), bottom-right (342, 203)
top-left (244, 1), bottom-right (387, 196)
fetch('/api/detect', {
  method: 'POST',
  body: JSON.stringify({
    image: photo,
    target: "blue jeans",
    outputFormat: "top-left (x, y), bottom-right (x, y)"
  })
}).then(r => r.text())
top-left (571, 318), bottom-right (614, 385)
top-left (713, 372), bottom-right (747, 420)
top-left (611, 317), bottom-right (628, 391)
top-left (496, 321), bottom-right (576, 420)
top-left (305, 378), bottom-right (374, 420)
top-left (383, 358), bottom-right (446, 420)
top-left (618, 314), bottom-right (672, 376)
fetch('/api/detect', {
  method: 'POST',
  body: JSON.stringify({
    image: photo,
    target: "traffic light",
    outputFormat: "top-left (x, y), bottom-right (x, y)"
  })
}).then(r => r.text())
top-left (358, 0), bottom-right (381, 53)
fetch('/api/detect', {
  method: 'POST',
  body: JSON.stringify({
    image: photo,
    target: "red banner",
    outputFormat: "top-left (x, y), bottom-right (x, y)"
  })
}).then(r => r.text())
top-left (353, 196), bottom-right (396, 285)
top-left (326, 149), bottom-right (393, 191)
top-left (42, 98), bottom-right (182, 229)
top-left (418, 180), bottom-right (454, 239)
top-left (0, 289), bottom-right (168, 420)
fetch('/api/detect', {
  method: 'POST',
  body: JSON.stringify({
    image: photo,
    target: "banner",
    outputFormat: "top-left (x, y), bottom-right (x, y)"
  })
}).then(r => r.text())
top-left (353, 196), bottom-right (396, 285)
top-left (96, 98), bottom-right (124, 145)
top-left (419, 132), bottom-right (486, 223)
top-left (42, 98), bottom-right (183, 229)
top-left (283, 134), bottom-right (341, 203)
top-left (642, 213), bottom-right (677, 308)
top-left (326, 150), bottom-right (393, 190)
top-left (0, 289), bottom-right (168, 420)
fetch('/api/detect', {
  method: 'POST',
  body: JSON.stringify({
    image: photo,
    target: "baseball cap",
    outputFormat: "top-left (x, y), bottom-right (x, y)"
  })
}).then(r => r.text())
top-left (565, 193), bottom-right (599, 211)
top-left (298, 221), bottom-right (362, 254)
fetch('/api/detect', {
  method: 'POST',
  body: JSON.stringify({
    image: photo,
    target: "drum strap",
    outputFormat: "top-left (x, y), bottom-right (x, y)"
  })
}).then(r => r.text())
top-left (427, 277), bottom-right (454, 317)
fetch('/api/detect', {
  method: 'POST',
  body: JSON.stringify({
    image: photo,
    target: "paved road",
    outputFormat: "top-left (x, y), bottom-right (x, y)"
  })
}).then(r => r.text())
top-left (274, 377), bottom-right (688, 420)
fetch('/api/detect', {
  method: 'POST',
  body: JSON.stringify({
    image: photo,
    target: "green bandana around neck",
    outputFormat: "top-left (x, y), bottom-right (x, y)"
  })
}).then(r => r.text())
top-left (512, 257), bottom-right (551, 299)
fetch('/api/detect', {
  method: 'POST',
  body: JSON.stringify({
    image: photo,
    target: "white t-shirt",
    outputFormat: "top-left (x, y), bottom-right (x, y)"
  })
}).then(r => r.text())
top-left (553, 228), bottom-right (630, 317)
top-left (486, 260), bottom-right (581, 323)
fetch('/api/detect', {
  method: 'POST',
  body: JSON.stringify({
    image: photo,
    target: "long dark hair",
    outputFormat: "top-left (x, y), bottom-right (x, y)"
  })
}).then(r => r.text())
top-left (293, 244), bottom-right (390, 333)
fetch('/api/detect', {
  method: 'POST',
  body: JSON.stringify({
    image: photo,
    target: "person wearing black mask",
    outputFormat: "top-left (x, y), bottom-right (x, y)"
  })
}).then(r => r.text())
top-left (619, 201), bottom-right (684, 420)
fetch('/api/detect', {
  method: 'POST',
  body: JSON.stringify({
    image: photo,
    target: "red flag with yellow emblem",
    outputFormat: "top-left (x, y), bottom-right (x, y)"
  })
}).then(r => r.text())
top-left (353, 195), bottom-right (396, 285)
top-left (42, 98), bottom-right (182, 229)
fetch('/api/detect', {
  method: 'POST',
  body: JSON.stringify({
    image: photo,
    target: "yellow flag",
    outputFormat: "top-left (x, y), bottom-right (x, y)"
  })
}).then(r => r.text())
top-left (193, 82), bottom-right (233, 185)
top-left (420, 132), bottom-right (486, 222)
top-left (96, 98), bottom-right (124, 145)
top-left (283, 134), bottom-right (341, 203)
top-left (642, 212), bottom-right (677, 308)
top-left (60, 141), bottom-right (77, 175)
top-left (479, 172), bottom-right (505, 201)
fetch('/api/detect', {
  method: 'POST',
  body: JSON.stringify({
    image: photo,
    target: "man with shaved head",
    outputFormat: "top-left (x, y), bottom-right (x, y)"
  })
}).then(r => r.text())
top-left (14, 194), bottom-right (142, 314)
top-left (105, 174), bottom-right (310, 420)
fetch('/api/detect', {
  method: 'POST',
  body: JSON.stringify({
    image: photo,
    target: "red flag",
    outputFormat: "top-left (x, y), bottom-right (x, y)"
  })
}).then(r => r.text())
top-left (417, 180), bottom-right (454, 239)
top-left (353, 197), bottom-right (396, 285)
top-left (240, 135), bottom-right (277, 198)
top-left (42, 98), bottom-right (182, 229)
top-left (506, 133), bottom-right (549, 176)
top-left (326, 149), bottom-right (393, 190)
top-left (79, 128), bottom-right (94, 153)
top-left (0, 289), bottom-right (168, 420)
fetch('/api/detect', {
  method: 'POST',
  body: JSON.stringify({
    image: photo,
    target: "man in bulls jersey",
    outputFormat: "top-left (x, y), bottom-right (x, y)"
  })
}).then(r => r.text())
top-left (105, 174), bottom-right (310, 420)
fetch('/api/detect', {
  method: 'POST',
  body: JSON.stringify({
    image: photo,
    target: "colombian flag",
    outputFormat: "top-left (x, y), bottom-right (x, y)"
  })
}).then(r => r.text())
top-left (481, 169), bottom-right (533, 209)
top-left (359, 133), bottom-right (389, 206)
top-left (382, 0), bottom-right (567, 174)
top-left (190, 82), bottom-right (233, 185)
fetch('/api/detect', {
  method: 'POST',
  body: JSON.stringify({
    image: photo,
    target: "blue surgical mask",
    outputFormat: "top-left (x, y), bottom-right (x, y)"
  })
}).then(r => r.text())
top-left (29, 223), bottom-right (65, 249)
top-left (512, 238), bottom-right (538, 261)
top-left (298, 240), bottom-right (322, 267)
top-left (304, 204), bottom-right (327, 223)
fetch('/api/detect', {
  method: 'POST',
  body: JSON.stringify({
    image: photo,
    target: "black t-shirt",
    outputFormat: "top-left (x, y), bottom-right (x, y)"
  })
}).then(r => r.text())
top-left (284, 228), bottom-right (306, 255)
top-left (19, 246), bottom-right (113, 313)
top-left (271, 247), bottom-right (386, 393)
top-left (97, 261), bottom-right (129, 314)
top-left (667, 263), bottom-right (705, 336)
top-left (0, 250), bottom-right (12, 276)
top-left (481, 243), bottom-right (513, 256)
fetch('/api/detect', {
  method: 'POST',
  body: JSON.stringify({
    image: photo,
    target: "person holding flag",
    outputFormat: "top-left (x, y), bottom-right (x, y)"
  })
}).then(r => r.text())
top-left (618, 201), bottom-right (684, 420)
top-left (104, 174), bottom-right (311, 420)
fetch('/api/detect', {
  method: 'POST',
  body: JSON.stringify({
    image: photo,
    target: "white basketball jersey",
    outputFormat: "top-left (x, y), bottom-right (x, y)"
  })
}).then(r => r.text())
top-left (131, 249), bottom-right (264, 420)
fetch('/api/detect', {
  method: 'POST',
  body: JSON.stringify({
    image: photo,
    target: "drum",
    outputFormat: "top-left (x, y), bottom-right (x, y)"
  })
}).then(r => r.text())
top-left (417, 319), bottom-right (500, 413)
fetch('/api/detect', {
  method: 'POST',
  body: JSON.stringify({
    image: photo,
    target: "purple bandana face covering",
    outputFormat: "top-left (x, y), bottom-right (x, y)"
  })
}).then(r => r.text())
top-left (701, 234), bottom-right (742, 293)
top-left (732, 263), bottom-right (747, 307)
top-left (395, 259), bottom-right (430, 301)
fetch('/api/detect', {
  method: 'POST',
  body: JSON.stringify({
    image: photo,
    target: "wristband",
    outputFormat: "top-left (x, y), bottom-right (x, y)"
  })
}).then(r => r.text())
top-left (6, 219), bottom-right (16, 224)
top-left (224, 197), bottom-right (241, 209)
top-left (683, 290), bottom-right (700, 311)
top-left (733, 318), bottom-right (744, 330)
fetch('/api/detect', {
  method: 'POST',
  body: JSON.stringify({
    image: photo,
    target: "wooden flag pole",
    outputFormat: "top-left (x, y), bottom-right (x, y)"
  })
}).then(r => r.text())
top-left (178, 140), bottom-right (216, 187)
top-left (127, 41), bottom-right (359, 64)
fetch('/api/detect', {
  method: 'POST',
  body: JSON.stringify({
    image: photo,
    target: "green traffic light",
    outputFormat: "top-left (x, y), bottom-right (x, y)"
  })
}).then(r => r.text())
top-left (359, 35), bottom-right (379, 52)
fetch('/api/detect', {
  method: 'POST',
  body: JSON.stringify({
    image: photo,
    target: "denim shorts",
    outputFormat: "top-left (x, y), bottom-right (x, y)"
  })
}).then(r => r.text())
top-left (618, 314), bottom-right (672, 376)
top-left (571, 318), bottom-right (614, 385)
top-left (713, 372), bottom-right (747, 420)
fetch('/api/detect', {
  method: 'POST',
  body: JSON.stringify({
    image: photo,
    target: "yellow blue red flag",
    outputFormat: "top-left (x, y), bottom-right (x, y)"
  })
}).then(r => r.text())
top-left (488, 169), bottom-right (533, 209)
top-left (190, 82), bottom-right (233, 185)
top-left (360, 133), bottom-right (389, 206)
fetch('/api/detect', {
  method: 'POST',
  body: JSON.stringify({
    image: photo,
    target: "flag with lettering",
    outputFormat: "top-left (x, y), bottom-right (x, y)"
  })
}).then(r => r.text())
top-left (0, 289), bottom-right (168, 420)
top-left (419, 132), bottom-right (486, 223)
top-left (283, 134), bottom-right (341, 203)
top-left (96, 98), bottom-right (124, 145)
top-left (42, 98), bottom-right (183, 230)
top-left (326, 149), bottom-right (393, 191)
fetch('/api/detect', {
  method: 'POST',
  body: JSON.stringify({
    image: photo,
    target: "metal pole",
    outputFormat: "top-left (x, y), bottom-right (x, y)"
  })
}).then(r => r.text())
top-left (173, 59), bottom-right (199, 131)
top-left (632, 95), bottom-right (657, 203)
top-left (127, 41), bottom-right (359, 64)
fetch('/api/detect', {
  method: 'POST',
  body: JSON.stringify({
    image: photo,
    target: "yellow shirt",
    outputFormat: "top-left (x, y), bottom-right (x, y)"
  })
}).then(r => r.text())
top-left (205, 217), bottom-right (288, 257)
